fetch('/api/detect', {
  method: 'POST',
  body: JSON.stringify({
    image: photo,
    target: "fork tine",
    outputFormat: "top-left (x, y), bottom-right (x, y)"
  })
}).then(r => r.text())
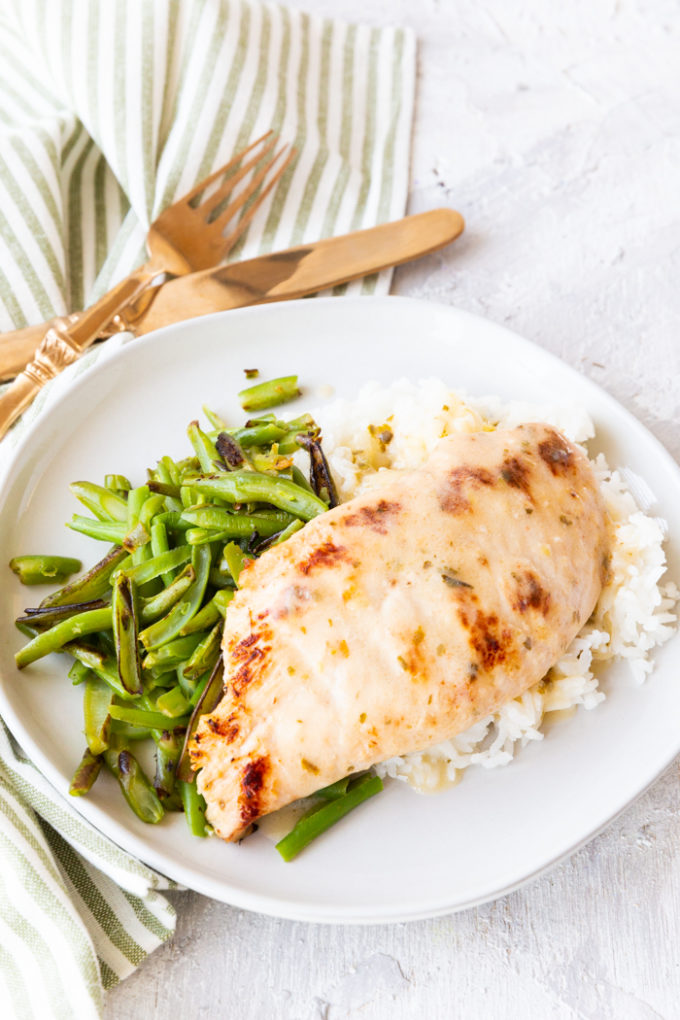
top-left (197, 134), bottom-right (280, 220)
top-left (179, 130), bottom-right (275, 205)
top-left (218, 147), bottom-right (297, 258)
top-left (213, 144), bottom-right (297, 240)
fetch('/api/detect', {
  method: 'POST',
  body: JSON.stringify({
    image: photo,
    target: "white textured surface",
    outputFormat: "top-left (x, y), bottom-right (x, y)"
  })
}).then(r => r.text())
top-left (106, 1), bottom-right (680, 1017)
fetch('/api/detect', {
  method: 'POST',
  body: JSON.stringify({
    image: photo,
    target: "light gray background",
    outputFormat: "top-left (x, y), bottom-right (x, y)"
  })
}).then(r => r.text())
top-left (107, 1), bottom-right (680, 1017)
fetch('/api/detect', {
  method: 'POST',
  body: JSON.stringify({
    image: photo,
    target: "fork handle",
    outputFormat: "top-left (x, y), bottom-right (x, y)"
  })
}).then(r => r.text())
top-left (0, 270), bottom-right (157, 439)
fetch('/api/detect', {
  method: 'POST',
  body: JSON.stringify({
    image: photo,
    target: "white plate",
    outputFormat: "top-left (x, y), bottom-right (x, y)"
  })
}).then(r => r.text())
top-left (0, 296), bottom-right (678, 924)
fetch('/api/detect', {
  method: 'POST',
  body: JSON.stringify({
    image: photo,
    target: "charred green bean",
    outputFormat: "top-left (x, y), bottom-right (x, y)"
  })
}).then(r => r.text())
top-left (9, 555), bottom-right (82, 586)
top-left (238, 375), bottom-right (300, 411)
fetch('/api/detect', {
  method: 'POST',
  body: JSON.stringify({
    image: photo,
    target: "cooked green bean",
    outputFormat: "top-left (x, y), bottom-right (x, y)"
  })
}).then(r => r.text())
top-left (15, 607), bottom-right (113, 668)
top-left (134, 494), bottom-right (164, 566)
top-left (110, 722), bottom-right (153, 741)
top-left (154, 731), bottom-right (182, 799)
top-left (238, 375), bottom-right (300, 411)
top-left (177, 600), bottom-right (221, 637)
top-left (119, 546), bottom-right (191, 587)
top-left (141, 633), bottom-right (205, 672)
top-left (188, 420), bottom-right (221, 473)
top-left (188, 472), bottom-right (327, 520)
top-left (67, 516), bottom-right (128, 544)
top-left (155, 685), bottom-right (191, 718)
top-left (178, 590), bottom-right (231, 636)
top-left (158, 455), bottom-right (181, 487)
top-left (69, 748), bottom-right (102, 796)
top-left (127, 486), bottom-right (151, 566)
top-left (109, 705), bottom-right (191, 731)
top-left (315, 776), bottom-right (352, 800)
top-left (104, 474), bottom-right (131, 495)
top-left (9, 383), bottom-right (377, 852)
top-left (139, 564), bottom-right (195, 623)
top-left (112, 574), bottom-right (143, 696)
top-left (275, 774), bottom-right (383, 861)
top-left (9, 555), bottom-right (82, 586)
top-left (16, 598), bottom-right (108, 632)
top-left (231, 422), bottom-right (286, 447)
top-left (182, 621), bottom-right (222, 681)
top-left (202, 405), bottom-right (228, 431)
top-left (149, 519), bottom-right (178, 587)
top-left (208, 567), bottom-right (236, 589)
top-left (40, 546), bottom-right (129, 608)
top-left (83, 678), bottom-right (113, 754)
top-left (291, 465), bottom-right (314, 494)
top-left (178, 779), bottom-right (209, 836)
top-left (65, 642), bottom-right (135, 701)
top-left (138, 545), bottom-right (211, 650)
top-left (222, 542), bottom-right (248, 585)
top-left (122, 522), bottom-right (151, 552)
top-left (104, 746), bottom-right (164, 823)
top-left (264, 518), bottom-right (305, 550)
top-left (188, 670), bottom-right (212, 708)
top-left (147, 480), bottom-right (181, 499)
top-left (68, 659), bottom-right (91, 685)
top-left (70, 482), bottom-right (128, 522)
top-left (177, 656), bottom-right (224, 782)
top-left (127, 485), bottom-right (150, 527)
top-left (180, 505), bottom-right (294, 537)
top-left (153, 511), bottom-right (190, 533)
top-left (185, 527), bottom-right (230, 546)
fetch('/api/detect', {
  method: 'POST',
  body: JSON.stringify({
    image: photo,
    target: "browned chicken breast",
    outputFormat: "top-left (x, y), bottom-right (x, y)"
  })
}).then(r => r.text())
top-left (191, 423), bottom-right (611, 841)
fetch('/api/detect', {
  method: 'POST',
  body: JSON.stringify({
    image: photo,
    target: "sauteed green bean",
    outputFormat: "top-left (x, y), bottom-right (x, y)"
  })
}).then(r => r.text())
top-left (10, 379), bottom-right (382, 855)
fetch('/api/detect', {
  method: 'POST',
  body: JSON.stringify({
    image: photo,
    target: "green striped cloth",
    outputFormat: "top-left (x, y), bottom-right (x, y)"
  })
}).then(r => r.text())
top-left (0, 2), bottom-right (415, 1017)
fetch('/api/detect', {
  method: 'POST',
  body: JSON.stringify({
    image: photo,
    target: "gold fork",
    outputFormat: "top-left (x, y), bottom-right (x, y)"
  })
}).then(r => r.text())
top-left (0, 133), bottom-right (294, 439)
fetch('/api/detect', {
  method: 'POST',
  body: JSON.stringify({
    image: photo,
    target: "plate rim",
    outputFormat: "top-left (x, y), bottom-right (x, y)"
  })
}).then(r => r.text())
top-left (1, 294), bottom-right (678, 923)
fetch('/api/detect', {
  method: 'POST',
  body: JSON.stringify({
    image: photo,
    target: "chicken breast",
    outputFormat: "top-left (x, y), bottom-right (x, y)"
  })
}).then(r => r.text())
top-left (191, 423), bottom-right (611, 841)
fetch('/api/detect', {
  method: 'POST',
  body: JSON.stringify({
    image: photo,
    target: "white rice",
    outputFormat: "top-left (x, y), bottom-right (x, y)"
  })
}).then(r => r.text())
top-left (298, 378), bottom-right (679, 794)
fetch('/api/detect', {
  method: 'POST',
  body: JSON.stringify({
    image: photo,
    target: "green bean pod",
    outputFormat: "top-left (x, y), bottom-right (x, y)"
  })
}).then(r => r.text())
top-left (155, 685), bottom-right (191, 718)
top-left (153, 731), bottom-right (182, 799)
top-left (139, 564), bottom-right (195, 624)
top-left (238, 375), bottom-right (300, 411)
top-left (141, 633), bottom-right (205, 672)
top-left (65, 642), bottom-right (135, 701)
top-left (178, 779), bottom-right (209, 836)
top-left (275, 774), bottom-right (383, 861)
top-left (187, 420), bottom-right (222, 473)
top-left (15, 607), bottom-right (113, 668)
top-left (67, 516), bottom-right (128, 544)
top-left (180, 506), bottom-right (294, 537)
top-left (83, 678), bottom-right (114, 754)
top-left (104, 474), bottom-right (131, 495)
top-left (187, 471), bottom-right (327, 521)
top-left (182, 621), bottom-right (222, 681)
top-left (230, 423), bottom-right (286, 447)
top-left (222, 542), bottom-right (249, 586)
top-left (9, 555), bottom-right (82, 586)
top-left (112, 574), bottom-right (143, 696)
top-left (39, 546), bottom-right (129, 608)
top-left (15, 598), bottom-right (109, 632)
top-left (108, 705), bottom-right (191, 731)
top-left (138, 545), bottom-right (211, 650)
top-left (118, 545), bottom-right (191, 587)
top-left (69, 748), bottom-right (102, 796)
top-left (104, 747), bottom-right (165, 824)
top-left (177, 656), bottom-right (224, 782)
top-left (179, 590), bottom-right (232, 636)
top-left (70, 481), bottom-right (128, 522)
top-left (202, 406), bottom-right (228, 431)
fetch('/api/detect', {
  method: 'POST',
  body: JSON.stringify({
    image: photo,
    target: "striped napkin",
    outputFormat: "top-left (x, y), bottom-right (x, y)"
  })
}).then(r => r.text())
top-left (0, 1), bottom-right (415, 1017)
